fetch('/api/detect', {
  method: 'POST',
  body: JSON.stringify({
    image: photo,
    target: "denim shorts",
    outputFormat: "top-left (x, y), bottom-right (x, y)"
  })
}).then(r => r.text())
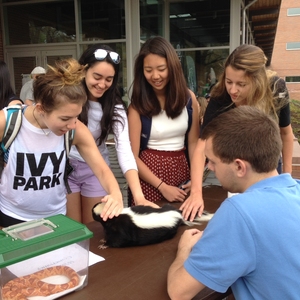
top-left (67, 159), bottom-right (107, 197)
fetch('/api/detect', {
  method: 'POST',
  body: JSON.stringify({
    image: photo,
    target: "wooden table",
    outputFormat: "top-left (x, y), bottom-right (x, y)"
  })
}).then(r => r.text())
top-left (62, 185), bottom-right (232, 300)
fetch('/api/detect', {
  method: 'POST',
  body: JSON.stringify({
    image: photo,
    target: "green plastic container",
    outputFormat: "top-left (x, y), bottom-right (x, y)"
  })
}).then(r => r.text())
top-left (0, 214), bottom-right (93, 299)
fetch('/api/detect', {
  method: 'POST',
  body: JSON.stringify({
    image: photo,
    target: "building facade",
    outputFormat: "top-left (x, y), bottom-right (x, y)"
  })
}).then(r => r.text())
top-left (0, 0), bottom-right (280, 102)
top-left (271, 0), bottom-right (300, 100)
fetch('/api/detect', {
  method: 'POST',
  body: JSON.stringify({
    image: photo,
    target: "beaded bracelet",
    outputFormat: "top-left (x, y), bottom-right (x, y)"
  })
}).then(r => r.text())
top-left (156, 181), bottom-right (163, 189)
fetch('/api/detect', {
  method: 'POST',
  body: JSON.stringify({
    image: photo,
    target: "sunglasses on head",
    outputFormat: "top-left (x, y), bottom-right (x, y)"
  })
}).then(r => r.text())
top-left (94, 49), bottom-right (121, 64)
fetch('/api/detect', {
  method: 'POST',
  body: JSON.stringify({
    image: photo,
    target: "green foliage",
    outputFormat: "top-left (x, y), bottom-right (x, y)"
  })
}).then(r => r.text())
top-left (291, 100), bottom-right (300, 143)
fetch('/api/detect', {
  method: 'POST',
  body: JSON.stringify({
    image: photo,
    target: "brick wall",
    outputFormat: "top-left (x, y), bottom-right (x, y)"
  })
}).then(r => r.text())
top-left (270, 0), bottom-right (300, 101)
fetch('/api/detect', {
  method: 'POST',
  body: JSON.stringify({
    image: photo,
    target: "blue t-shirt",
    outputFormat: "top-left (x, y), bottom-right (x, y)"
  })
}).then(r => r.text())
top-left (184, 174), bottom-right (300, 300)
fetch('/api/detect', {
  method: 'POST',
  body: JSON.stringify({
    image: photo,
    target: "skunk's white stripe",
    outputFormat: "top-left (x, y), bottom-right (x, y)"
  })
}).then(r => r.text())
top-left (122, 208), bottom-right (182, 229)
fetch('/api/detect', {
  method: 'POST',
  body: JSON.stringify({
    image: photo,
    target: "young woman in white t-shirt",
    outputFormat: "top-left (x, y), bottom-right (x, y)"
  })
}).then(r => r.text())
top-left (0, 58), bottom-right (123, 228)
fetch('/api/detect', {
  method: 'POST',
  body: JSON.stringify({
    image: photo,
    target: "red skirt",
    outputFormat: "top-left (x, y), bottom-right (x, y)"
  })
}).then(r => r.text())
top-left (130, 148), bottom-right (190, 205)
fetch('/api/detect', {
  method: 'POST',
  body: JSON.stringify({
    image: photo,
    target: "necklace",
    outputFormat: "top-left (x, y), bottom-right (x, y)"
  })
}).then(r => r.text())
top-left (32, 106), bottom-right (51, 136)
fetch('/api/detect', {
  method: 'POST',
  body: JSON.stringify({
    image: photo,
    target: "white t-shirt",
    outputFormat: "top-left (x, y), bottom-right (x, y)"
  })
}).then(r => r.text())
top-left (0, 108), bottom-right (67, 221)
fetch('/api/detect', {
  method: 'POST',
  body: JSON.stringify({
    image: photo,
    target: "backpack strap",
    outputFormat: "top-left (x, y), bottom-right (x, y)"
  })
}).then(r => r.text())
top-left (64, 129), bottom-right (75, 158)
top-left (0, 104), bottom-right (23, 177)
top-left (64, 129), bottom-right (75, 194)
top-left (139, 115), bottom-right (152, 152)
top-left (184, 97), bottom-right (193, 166)
top-left (186, 96), bottom-right (193, 133)
top-left (1, 104), bottom-right (23, 154)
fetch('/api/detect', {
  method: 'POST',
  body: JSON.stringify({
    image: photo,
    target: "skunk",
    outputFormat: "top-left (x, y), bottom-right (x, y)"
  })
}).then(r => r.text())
top-left (92, 203), bottom-right (212, 248)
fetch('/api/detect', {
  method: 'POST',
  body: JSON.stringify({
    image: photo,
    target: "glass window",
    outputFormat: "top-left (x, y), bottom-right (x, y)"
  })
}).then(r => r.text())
top-left (287, 42), bottom-right (300, 50)
top-left (140, 0), bottom-right (164, 40)
top-left (286, 76), bottom-right (300, 83)
top-left (4, 1), bottom-right (75, 45)
top-left (177, 49), bottom-right (229, 97)
top-left (80, 0), bottom-right (125, 41)
top-left (169, 0), bottom-right (230, 48)
top-left (287, 8), bottom-right (300, 16)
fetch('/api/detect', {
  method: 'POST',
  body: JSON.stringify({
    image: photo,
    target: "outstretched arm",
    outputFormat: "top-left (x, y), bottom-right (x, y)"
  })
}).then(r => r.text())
top-left (73, 120), bottom-right (123, 221)
top-left (280, 124), bottom-right (294, 174)
top-left (180, 138), bottom-right (206, 221)
top-left (123, 169), bottom-right (159, 207)
top-left (113, 106), bottom-right (159, 207)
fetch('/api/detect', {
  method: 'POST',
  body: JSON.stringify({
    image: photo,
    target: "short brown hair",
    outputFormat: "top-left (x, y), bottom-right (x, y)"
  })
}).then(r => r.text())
top-left (201, 106), bottom-right (282, 173)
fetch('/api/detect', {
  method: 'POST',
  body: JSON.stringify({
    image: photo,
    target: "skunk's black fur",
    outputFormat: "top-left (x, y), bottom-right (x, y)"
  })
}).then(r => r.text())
top-left (92, 203), bottom-right (187, 248)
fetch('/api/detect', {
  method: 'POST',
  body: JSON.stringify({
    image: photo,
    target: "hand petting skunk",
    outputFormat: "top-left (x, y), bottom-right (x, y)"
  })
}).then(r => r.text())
top-left (92, 203), bottom-right (212, 248)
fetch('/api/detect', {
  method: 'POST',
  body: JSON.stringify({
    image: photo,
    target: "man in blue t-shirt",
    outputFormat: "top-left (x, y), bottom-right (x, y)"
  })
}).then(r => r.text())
top-left (168, 106), bottom-right (300, 300)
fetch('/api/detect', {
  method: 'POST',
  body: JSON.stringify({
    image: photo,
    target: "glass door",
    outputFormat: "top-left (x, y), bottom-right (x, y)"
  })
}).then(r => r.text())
top-left (7, 48), bottom-right (77, 97)
top-left (41, 49), bottom-right (76, 70)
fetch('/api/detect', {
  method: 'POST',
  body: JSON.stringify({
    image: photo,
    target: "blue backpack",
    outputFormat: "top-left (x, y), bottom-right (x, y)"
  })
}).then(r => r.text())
top-left (0, 104), bottom-right (75, 193)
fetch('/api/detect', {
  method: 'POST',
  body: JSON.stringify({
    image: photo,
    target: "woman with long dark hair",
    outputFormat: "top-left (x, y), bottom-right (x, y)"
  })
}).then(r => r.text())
top-left (128, 36), bottom-right (199, 206)
top-left (67, 44), bottom-right (154, 224)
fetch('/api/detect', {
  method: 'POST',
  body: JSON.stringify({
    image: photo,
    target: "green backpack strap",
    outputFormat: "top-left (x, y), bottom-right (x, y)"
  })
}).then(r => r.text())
top-left (0, 104), bottom-right (23, 154)
top-left (64, 129), bottom-right (75, 194)
top-left (0, 105), bottom-right (23, 176)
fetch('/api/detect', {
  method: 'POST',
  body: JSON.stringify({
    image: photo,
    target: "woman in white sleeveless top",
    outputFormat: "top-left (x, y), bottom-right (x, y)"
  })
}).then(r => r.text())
top-left (128, 37), bottom-right (200, 206)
